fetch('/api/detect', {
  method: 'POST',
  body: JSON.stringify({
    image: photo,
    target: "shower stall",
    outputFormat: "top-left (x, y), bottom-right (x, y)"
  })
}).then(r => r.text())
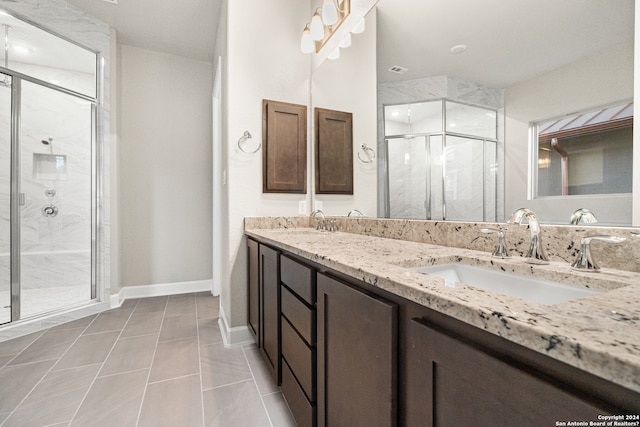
top-left (0, 11), bottom-right (98, 325)
top-left (381, 99), bottom-right (499, 222)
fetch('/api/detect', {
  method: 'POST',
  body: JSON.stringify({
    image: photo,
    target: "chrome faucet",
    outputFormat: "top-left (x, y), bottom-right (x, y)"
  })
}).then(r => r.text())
top-left (310, 209), bottom-right (326, 231)
top-left (571, 235), bottom-right (625, 271)
top-left (508, 208), bottom-right (549, 264)
top-left (570, 208), bottom-right (598, 225)
top-left (347, 209), bottom-right (363, 217)
top-left (480, 228), bottom-right (510, 258)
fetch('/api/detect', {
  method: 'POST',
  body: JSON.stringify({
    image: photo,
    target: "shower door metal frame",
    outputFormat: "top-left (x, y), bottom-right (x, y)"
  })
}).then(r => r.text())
top-left (2, 66), bottom-right (99, 323)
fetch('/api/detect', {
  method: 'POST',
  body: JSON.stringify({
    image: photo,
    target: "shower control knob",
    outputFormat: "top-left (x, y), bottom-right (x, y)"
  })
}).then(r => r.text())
top-left (45, 188), bottom-right (56, 198)
top-left (42, 204), bottom-right (58, 217)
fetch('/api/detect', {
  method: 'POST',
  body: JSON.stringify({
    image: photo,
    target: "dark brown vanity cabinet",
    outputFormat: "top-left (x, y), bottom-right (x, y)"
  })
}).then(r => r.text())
top-left (247, 238), bottom-right (280, 383)
top-left (280, 255), bottom-right (317, 427)
top-left (405, 318), bottom-right (619, 427)
top-left (316, 273), bottom-right (398, 427)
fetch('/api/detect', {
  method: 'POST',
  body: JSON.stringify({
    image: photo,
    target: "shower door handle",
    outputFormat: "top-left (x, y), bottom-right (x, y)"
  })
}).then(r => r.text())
top-left (19, 192), bottom-right (25, 206)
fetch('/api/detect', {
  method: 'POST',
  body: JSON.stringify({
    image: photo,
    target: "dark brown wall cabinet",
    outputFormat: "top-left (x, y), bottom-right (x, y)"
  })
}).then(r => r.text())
top-left (317, 273), bottom-right (398, 427)
top-left (247, 238), bottom-right (280, 383)
top-left (262, 99), bottom-right (307, 194)
top-left (315, 108), bottom-right (353, 194)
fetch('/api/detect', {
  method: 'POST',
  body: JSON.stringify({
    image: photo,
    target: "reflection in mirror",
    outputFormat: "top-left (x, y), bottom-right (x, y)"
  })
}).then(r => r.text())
top-left (374, 0), bottom-right (634, 225)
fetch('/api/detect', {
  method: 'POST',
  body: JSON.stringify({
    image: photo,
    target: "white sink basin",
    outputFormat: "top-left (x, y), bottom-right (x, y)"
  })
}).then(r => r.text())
top-left (413, 263), bottom-right (599, 305)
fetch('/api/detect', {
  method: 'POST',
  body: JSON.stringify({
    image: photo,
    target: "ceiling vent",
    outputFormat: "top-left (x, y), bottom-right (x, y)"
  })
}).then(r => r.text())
top-left (388, 66), bottom-right (408, 74)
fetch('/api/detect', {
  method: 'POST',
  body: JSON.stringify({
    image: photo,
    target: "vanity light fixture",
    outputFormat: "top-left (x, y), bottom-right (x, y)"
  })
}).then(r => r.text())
top-left (301, 0), bottom-right (361, 56)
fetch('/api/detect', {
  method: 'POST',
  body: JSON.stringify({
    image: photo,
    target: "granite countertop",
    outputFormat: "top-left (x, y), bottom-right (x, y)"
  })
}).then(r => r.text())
top-left (245, 226), bottom-right (640, 394)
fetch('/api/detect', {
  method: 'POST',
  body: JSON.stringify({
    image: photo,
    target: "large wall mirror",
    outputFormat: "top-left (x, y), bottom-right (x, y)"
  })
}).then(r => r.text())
top-left (312, 0), bottom-right (636, 226)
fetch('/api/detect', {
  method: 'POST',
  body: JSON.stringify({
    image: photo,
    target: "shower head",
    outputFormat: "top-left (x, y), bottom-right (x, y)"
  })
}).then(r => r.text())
top-left (41, 137), bottom-right (53, 145)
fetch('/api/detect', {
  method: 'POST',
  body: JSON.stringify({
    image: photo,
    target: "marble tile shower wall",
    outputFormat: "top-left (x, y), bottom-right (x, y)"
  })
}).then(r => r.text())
top-left (244, 216), bottom-right (640, 273)
top-left (0, 59), bottom-right (96, 291)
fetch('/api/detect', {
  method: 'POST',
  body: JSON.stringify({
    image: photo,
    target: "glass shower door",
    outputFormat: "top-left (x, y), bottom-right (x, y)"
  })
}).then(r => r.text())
top-left (0, 73), bottom-right (11, 324)
top-left (19, 80), bottom-right (93, 319)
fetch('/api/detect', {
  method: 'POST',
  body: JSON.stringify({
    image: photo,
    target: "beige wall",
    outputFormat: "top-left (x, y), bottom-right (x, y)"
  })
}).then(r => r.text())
top-left (119, 45), bottom-right (213, 287)
top-left (504, 42), bottom-right (634, 225)
top-left (311, 9), bottom-right (378, 217)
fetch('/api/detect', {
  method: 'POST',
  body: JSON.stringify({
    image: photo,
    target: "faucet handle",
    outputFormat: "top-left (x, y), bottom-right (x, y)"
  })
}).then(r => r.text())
top-left (571, 235), bottom-right (626, 271)
top-left (481, 228), bottom-right (510, 258)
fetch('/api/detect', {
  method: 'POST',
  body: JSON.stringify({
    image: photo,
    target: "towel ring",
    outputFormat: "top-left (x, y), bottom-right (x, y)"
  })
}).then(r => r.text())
top-left (237, 131), bottom-right (260, 154)
top-left (357, 144), bottom-right (375, 164)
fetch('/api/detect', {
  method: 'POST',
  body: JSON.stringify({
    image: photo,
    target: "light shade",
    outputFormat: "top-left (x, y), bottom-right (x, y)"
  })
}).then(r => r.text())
top-left (327, 47), bottom-right (340, 60)
top-left (310, 12), bottom-right (324, 41)
top-left (339, 33), bottom-right (351, 48)
top-left (351, 17), bottom-right (365, 34)
top-left (301, 27), bottom-right (314, 54)
top-left (322, 0), bottom-right (338, 25)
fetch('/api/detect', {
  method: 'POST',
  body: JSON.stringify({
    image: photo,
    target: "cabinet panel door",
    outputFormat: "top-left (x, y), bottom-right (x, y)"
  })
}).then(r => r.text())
top-left (262, 99), bottom-right (307, 193)
top-left (406, 318), bottom-right (607, 427)
top-left (247, 238), bottom-right (260, 344)
top-left (260, 244), bottom-right (280, 383)
top-left (314, 108), bottom-right (353, 194)
top-left (317, 273), bottom-right (398, 427)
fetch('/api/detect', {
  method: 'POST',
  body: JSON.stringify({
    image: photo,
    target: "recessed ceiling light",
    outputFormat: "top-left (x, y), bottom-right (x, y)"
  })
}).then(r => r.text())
top-left (12, 45), bottom-right (33, 55)
top-left (99, 0), bottom-right (118, 4)
top-left (450, 44), bottom-right (467, 55)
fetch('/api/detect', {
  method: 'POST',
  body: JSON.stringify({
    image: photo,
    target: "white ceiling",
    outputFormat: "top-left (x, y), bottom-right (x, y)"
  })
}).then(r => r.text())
top-left (65, 0), bottom-right (223, 62)
top-left (13, 0), bottom-right (632, 88)
top-left (376, 0), bottom-right (634, 88)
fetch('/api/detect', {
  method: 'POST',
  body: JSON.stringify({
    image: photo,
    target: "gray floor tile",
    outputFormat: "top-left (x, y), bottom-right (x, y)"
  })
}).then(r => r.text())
top-left (48, 314), bottom-right (97, 332)
top-left (83, 309), bottom-right (133, 334)
top-left (121, 311), bottom-right (163, 338)
top-left (134, 296), bottom-right (168, 314)
top-left (138, 374), bottom-right (203, 427)
top-left (9, 328), bottom-right (83, 365)
top-left (120, 298), bottom-right (139, 310)
top-left (0, 359), bottom-right (56, 412)
top-left (0, 331), bottom-right (44, 357)
top-left (3, 363), bottom-right (100, 427)
top-left (244, 345), bottom-right (279, 395)
top-left (54, 330), bottom-right (120, 370)
top-left (203, 380), bottom-right (271, 427)
top-left (71, 369), bottom-right (148, 427)
top-left (159, 313), bottom-right (197, 342)
top-left (201, 342), bottom-right (252, 391)
top-left (263, 392), bottom-right (298, 427)
top-left (197, 317), bottom-right (223, 346)
top-left (100, 334), bottom-right (158, 376)
top-left (165, 294), bottom-right (196, 317)
top-left (0, 354), bottom-right (13, 369)
top-left (149, 336), bottom-right (199, 383)
top-left (196, 295), bottom-right (219, 319)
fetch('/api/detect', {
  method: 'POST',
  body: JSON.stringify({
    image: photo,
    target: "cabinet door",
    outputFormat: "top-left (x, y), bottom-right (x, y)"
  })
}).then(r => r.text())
top-left (317, 273), bottom-right (398, 427)
top-left (247, 238), bottom-right (260, 344)
top-left (406, 318), bottom-right (607, 427)
top-left (260, 244), bottom-right (280, 383)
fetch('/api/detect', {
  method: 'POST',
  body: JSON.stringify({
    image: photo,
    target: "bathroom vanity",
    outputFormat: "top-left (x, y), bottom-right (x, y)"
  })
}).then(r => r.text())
top-left (245, 217), bottom-right (640, 427)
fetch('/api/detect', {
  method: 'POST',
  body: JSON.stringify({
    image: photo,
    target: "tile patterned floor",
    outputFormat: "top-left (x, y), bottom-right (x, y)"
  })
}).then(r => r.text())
top-left (0, 292), bottom-right (297, 427)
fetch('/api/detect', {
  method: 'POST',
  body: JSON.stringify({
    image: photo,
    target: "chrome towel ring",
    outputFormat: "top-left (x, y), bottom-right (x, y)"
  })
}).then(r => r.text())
top-left (357, 144), bottom-right (375, 164)
top-left (237, 131), bottom-right (261, 154)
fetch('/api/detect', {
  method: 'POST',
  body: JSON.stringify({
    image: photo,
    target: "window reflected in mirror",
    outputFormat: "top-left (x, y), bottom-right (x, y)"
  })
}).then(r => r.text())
top-left (533, 101), bottom-right (633, 198)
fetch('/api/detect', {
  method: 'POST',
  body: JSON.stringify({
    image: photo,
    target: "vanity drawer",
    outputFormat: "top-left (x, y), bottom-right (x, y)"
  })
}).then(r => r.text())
top-left (281, 316), bottom-right (315, 401)
top-left (281, 255), bottom-right (315, 305)
top-left (281, 286), bottom-right (315, 345)
top-left (281, 358), bottom-right (315, 427)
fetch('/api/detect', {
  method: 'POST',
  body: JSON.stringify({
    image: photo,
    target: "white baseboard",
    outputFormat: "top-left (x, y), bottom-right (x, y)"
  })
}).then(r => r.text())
top-left (219, 303), bottom-right (253, 348)
top-left (110, 279), bottom-right (213, 308)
